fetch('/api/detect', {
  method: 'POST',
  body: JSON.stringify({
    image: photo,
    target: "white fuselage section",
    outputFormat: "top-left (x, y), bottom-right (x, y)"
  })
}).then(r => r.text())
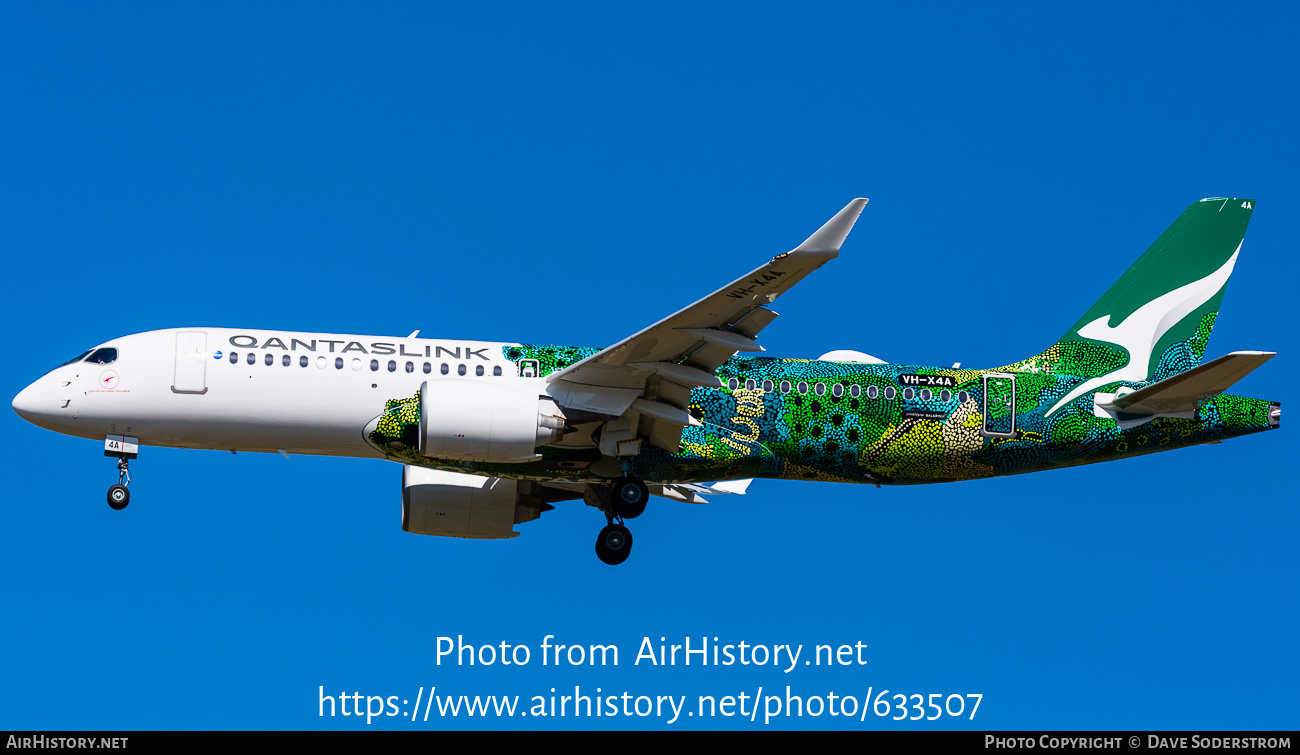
top-left (12, 328), bottom-right (527, 459)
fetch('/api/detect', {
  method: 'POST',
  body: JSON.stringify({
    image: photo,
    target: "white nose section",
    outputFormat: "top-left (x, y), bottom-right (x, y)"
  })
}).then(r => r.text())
top-left (12, 381), bottom-right (43, 422)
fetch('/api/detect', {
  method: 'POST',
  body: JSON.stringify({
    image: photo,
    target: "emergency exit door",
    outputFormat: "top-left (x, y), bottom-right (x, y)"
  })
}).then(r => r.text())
top-left (173, 331), bottom-right (209, 394)
top-left (981, 373), bottom-right (1015, 438)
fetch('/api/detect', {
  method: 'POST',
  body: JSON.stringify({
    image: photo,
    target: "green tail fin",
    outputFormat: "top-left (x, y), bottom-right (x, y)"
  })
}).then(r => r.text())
top-left (1032, 197), bottom-right (1255, 416)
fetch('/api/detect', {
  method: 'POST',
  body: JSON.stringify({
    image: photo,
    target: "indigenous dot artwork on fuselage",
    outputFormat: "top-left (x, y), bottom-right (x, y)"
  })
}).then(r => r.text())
top-left (364, 318), bottom-right (1275, 486)
top-left (371, 394), bottom-right (420, 454)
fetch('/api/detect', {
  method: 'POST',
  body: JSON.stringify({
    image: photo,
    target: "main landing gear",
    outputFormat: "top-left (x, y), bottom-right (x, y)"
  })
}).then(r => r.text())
top-left (595, 520), bottom-right (633, 566)
top-left (107, 457), bottom-right (130, 510)
top-left (594, 475), bottom-right (649, 566)
top-left (611, 476), bottom-right (648, 519)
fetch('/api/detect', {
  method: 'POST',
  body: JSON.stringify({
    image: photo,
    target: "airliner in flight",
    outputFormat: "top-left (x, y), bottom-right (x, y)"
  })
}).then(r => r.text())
top-left (12, 198), bottom-right (1280, 564)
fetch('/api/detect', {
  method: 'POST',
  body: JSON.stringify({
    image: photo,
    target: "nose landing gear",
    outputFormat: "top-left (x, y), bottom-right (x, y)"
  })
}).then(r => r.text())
top-left (104, 435), bottom-right (138, 511)
top-left (107, 457), bottom-right (130, 510)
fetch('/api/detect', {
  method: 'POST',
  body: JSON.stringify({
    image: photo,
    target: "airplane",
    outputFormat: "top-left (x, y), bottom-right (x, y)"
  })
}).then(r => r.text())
top-left (11, 197), bottom-right (1281, 565)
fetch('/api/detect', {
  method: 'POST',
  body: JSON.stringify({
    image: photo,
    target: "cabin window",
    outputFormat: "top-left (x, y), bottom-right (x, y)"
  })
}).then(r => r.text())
top-left (352, 358), bottom-right (363, 371)
top-left (229, 352), bottom-right (238, 364)
top-left (958, 391), bottom-right (969, 403)
top-left (832, 383), bottom-right (844, 397)
top-left (388, 360), bottom-right (397, 372)
top-left (797, 382), bottom-right (809, 395)
top-left (850, 384), bottom-right (861, 398)
top-left (814, 383), bottom-right (826, 396)
top-left (744, 379), bottom-right (755, 390)
top-left (85, 348), bottom-right (118, 365)
top-left (316, 356), bottom-right (327, 369)
top-left (371, 360), bottom-right (379, 371)
top-left (247, 353), bottom-right (256, 365)
top-left (264, 354), bottom-right (274, 366)
top-left (867, 385), bottom-right (878, 399)
top-left (457, 364), bottom-right (467, 376)
top-left (300, 356), bottom-right (309, 367)
top-left (493, 366), bottom-right (502, 376)
top-left (423, 362), bottom-right (432, 374)
top-left (885, 387), bottom-right (896, 399)
top-left (476, 365), bottom-right (484, 376)
top-left (728, 378), bottom-right (739, 390)
top-left (335, 357), bottom-right (344, 369)
top-left (762, 380), bottom-right (774, 392)
top-left (940, 389), bottom-right (951, 402)
top-left (921, 389), bottom-right (932, 401)
top-left (406, 361), bottom-right (415, 373)
top-left (780, 381), bottom-right (792, 394)
top-left (441, 363), bottom-right (449, 375)
top-left (903, 388), bottom-right (915, 400)
top-left (282, 354), bottom-right (291, 367)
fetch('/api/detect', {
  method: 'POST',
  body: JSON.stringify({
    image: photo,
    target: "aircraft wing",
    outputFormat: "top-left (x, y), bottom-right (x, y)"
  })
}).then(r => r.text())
top-left (545, 199), bottom-right (868, 454)
top-left (1099, 351), bottom-right (1276, 414)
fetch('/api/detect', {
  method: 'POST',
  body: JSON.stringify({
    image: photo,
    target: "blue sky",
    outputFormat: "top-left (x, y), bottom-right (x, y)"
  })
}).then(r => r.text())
top-left (1, 3), bottom-right (1296, 730)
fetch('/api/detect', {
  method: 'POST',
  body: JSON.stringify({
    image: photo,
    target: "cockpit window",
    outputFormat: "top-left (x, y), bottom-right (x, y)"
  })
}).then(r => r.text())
top-left (59, 350), bottom-right (93, 368)
top-left (85, 348), bottom-right (118, 365)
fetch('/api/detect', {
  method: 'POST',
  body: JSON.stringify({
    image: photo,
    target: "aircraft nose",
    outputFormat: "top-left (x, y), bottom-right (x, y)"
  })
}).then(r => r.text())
top-left (12, 381), bottom-right (44, 423)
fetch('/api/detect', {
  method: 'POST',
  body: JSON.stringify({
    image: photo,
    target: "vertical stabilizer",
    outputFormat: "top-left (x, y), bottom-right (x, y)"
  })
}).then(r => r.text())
top-left (1028, 198), bottom-right (1255, 416)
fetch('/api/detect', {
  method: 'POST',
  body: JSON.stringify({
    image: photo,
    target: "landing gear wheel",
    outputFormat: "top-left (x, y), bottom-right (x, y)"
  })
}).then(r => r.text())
top-left (595, 523), bottom-right (633, 565)
top-left (107, 455), bottom-right (132, 510)
top-left (107, 484), bottom-right (130, 510)
top-left (611, 477), bottom-right (648, 519)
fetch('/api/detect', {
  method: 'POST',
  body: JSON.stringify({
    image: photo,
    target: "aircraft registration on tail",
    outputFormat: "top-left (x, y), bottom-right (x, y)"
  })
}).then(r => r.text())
top-left (12, 197), bottom-right (1281, 564)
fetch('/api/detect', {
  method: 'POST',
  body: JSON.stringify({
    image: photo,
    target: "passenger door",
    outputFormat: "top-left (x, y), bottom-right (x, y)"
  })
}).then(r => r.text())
top-left (173, 331), bottom-right (209, 394)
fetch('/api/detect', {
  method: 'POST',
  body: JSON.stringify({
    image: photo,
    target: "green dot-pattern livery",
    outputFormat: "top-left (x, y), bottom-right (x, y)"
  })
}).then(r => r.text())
top-left (365, 200), bottom-right (1277, 486)
top-left (503, 345), bottom-right (601, 377)
top-left (369, 392), bottom-right (420, 454)
top-left (364, 313), bottom-right (1276, 486)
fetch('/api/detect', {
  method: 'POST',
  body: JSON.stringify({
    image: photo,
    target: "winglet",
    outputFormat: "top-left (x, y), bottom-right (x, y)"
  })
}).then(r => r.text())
top-left (792, 198), bottom-right (868, 256)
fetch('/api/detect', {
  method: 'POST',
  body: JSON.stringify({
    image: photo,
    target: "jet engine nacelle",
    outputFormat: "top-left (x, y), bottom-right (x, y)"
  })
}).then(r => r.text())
top-left (401, 465), bottom-right (545, 540)
top-left (418, 379), bottom-right (566, 463)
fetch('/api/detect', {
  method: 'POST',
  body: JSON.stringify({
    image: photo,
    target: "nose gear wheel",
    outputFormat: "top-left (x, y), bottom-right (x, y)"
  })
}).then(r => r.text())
top-left (107, 456), bottom-right (131, 510)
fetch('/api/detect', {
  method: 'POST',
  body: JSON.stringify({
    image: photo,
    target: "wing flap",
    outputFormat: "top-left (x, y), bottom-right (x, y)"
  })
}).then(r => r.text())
top-left (677, 328), bottom-right (765, 352)
top-left (547, 380), bottom-right (641, 415)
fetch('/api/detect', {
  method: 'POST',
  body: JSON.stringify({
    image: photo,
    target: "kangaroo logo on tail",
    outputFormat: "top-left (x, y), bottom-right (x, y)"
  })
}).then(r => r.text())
top-left (1044, 243), bottom-right (1240, 416)
top-left (1030, 197), bottom-right (1255, 417)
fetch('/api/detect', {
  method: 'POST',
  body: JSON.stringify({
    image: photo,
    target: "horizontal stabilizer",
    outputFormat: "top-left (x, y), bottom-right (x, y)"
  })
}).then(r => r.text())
top-left (649, 478), bottom-right (753, 504)
top-left (708, 479), bottom-right (752, 495)
top-left (1100, 351), bottom-right (1275, 415)
top-left (649, 484), bottom-right (709, 504)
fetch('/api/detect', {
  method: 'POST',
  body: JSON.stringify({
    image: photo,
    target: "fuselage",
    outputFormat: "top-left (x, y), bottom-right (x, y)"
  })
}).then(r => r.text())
top-left (13, 327), bottom-right (1281, 487)
top-left (12, 328), bottom-right (518, 459)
